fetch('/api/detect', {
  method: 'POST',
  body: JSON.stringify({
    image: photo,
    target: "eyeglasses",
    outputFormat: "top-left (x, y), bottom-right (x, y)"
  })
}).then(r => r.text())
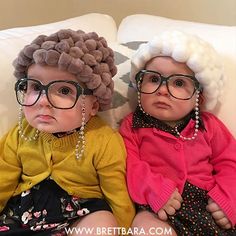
top-left (15, 78), bottom-right (93, 109)
top-left (135, 70), bottom-right (201, 100)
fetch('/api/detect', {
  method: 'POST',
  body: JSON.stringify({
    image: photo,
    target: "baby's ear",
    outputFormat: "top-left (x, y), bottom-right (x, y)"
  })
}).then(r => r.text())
top-left (199, 93), bottom-right (205, 105)
top-left (90, 96), bottom-right (99, 116)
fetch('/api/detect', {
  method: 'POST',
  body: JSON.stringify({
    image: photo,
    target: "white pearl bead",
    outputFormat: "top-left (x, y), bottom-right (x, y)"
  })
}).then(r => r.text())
top-left (175, 90), bottom-right (200, 141)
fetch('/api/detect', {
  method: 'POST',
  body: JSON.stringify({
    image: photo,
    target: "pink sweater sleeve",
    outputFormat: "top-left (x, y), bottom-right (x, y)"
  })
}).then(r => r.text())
top-left (204, 113), bottom-right (236, 226)
top-left (119, 114), bottom-right (176, 212)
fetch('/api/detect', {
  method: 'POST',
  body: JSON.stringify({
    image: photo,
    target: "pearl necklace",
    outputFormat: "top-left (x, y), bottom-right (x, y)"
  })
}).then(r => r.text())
top-left (75, 97), bottom-right (86, 159)
top-left (174, 91), bottom-right (200, 140)
top-left (18, 106), bottom-right (39, 141)
top-left (138, 89), bottom-right (200, 141)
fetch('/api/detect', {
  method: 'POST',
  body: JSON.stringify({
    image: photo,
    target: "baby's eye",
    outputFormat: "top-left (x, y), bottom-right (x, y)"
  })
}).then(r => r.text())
top-left (174, 79), bottom-right (185, 87)
top-left (151, 76), bottom-right (160, 83)
top-left (32, 83), bottom-right (41, 91)
top-left (28, 82), bottom-right (41, 92)
top-left (58, 87), bottom-right (72, 95)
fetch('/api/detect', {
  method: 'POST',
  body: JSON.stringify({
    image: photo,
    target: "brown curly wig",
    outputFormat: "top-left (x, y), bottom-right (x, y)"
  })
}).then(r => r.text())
top-left (13, 29), bottom-right (117, 111)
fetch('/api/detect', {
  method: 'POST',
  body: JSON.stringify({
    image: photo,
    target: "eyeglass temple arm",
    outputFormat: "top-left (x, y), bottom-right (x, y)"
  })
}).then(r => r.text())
top-left (81, 87), bottom-right (93, 95)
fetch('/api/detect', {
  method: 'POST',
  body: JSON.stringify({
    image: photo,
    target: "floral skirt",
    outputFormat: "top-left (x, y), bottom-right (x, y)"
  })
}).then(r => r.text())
top-left (0, 178), bottom-right (111, 236)
top-left (138, 182), bottom-right (236, 236)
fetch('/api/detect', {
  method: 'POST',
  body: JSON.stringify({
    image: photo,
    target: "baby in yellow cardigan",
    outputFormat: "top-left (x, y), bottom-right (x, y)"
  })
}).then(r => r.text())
top-left (0, 29), bottom-right (134, 235)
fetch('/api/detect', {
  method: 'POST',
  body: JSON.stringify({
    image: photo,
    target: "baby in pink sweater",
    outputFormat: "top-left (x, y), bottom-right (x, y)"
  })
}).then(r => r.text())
top-left (120, 30), bottom-right (236, 235)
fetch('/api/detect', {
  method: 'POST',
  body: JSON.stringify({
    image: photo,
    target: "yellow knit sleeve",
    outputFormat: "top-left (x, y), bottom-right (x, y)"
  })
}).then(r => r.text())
top-left (95, 130), bottom-right (135, 229)
top-left (0, 124), bottom-right (21, 213)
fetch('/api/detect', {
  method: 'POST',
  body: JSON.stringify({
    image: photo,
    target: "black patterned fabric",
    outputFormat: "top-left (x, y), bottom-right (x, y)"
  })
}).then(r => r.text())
top-left (132, 106), bottom-right (205, 135)
top-left (137, 182), bottom-right (236, 236)
top-left (0, 178), bottom-right (111, 235)
top-left (169, 183), bottom-right (236, 236)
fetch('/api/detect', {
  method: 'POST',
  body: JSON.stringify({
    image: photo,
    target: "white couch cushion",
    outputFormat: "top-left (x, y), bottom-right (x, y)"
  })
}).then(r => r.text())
top-left (99, 42), bottom-right (137, 129)
top-left (116, 14), bottom-right (236, 137)
top-left (0, 13), bottom-right (117, 136)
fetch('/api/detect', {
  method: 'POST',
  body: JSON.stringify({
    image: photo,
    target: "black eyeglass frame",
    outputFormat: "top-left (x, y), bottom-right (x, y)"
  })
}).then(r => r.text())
top-left (15, 78), bottom-right (93, 109)
top-left (135, 69), bottom-right (202, 100)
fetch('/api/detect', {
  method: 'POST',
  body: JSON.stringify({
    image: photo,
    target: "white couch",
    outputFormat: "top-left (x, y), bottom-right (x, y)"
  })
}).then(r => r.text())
top-left (0, 13), bottom-right (235, 138)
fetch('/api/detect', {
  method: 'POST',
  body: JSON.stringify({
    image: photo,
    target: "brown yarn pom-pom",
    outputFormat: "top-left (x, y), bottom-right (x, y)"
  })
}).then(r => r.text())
top-left (23, 44), bottom-right (40, 58)
top-left (79, 65), bottom-right (93, 78)
top-left (82, 54), bottom-right (97, 66)
top-left (41, 41), bottom-right (57, 50)
top-left (94, 63), bottom-right (110, 74)
top-left (45, 50), bottom-right (60, 66)
top-left (86, 74), bottom-right (102, 89)
top-left (69, 47), bottom-right (84, 58)
top-left (32, 35), bottom-right (46, 46)
top-left (57, 29), bottom-right (73, 40)
top-left (90, 50), bottom-right (103, 62)
top-left (55, 41), bottom-right (70, 53)
top-left (33, 49), bottom-right (47, 64)
top-left (102, 73), bottom-right (112, 86)
top-left (68, 58), bottom-right (84, 74)
top-left (45, 33), bottom-right (58, 42)
top-left (85, 39), bottom-right (97, 51)
top-left (17, 51), bottom-right (32, 66)
top-left (58, 52), bottom-right (72, 70)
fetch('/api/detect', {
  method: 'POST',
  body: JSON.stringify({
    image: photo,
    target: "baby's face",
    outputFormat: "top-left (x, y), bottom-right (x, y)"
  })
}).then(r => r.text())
top-left (140, 56), bottom-right (198, 127)
top-left (22, 64), bottom-right (98, 133)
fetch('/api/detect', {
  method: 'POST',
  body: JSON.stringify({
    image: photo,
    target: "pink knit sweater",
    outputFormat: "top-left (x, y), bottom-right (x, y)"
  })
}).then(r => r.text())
top-left (120, 112), bottom-right (236, 225)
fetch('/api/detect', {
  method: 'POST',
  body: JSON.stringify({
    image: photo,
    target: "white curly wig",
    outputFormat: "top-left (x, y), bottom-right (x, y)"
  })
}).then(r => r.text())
top-left (130, 30), bottom-right (224, 110)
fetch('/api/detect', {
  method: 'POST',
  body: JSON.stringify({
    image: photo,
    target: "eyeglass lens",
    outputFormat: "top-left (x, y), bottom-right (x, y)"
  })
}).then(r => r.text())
top-left (138, 71), bottom-right (197, 99)
top-left (16, 79), bottom-right (79, 109)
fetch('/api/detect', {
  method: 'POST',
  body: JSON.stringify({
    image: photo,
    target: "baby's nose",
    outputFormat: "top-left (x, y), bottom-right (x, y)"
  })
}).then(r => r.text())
top-left (156, 82), bottom-right (169, 95)
top-left (37, 91), bottom-right (51, 106)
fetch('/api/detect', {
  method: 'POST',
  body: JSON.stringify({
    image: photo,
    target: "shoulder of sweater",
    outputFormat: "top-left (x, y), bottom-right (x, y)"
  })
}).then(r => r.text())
top-left (201, 111), bottom-right (215, 118)
top-left (86, 115), bottom-right (119, 136)
top-left (120, 112), bottom-right (134, 125)
top-left (200, 111), bottom-right (233, 135)
top-left (85, 116), bottom-right (125, 150)
top-left (201, 111), bottom-right (221, 124)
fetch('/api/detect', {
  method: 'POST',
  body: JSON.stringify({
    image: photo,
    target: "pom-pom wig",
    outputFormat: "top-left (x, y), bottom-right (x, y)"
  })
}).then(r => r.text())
top-left (130, 31), bottom-right (224, 110)
top-left (13, 29), bottom-right (117, 111)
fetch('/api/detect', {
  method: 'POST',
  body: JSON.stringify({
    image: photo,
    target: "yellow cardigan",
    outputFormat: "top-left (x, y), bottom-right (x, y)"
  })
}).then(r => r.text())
top-left (0, 115), bottom-right (135, 228)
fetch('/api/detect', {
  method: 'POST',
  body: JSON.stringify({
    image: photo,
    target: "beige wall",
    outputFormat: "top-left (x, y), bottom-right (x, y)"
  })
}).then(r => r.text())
top-left (0, 0), bottom-right (236, 30)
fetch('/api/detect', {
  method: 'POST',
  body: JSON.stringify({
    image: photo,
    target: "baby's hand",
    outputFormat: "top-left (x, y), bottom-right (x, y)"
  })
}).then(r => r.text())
top-left (157, 188), bottom-right (183, 221)
top-left (206, 198), bottom-right (232, 229)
